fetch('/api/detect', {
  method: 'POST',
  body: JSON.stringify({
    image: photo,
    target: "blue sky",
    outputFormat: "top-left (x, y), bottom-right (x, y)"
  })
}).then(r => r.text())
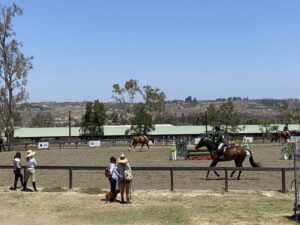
top-left (2, 0), bottom-right (300, 102)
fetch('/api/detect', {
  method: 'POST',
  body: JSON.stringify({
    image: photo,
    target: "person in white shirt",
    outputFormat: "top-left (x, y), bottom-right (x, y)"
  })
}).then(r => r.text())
top-left (22, 150), bottom-right (38, 192)
top-left (12, 152), bottom-right (24, 190)
top-left (108, 157), bottom-right (119, 197)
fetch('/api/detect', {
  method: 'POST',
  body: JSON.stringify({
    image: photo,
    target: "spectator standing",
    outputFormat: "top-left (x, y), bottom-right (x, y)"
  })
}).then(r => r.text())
top-left (12, 152), bottom-right (24, 190)
top-left (22, 150), bottom-right (38, 192)
top-left (117, 154), bottom-right (132, 204)
top-left (108, 156), bottom-right (119, 197)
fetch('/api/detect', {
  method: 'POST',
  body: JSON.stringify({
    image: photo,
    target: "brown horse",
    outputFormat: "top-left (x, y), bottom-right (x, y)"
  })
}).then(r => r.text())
top-left (128, 136), bottom-right (155, 152)
top-left (195, 137), bottom-right (260, 180)
top-left (271, 130), bottom-right (296, 143)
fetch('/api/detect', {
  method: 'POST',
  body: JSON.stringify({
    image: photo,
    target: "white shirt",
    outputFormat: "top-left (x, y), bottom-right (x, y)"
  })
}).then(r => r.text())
top-left (13, 158), bottom-right (21, 171)
top-left (26, 157), bottom-right (37, 168)
top-left (109, 163), bottom-right (119, 180)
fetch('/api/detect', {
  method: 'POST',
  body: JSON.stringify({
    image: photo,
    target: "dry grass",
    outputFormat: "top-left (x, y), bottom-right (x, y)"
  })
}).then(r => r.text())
top-left (0, 189), bottom-right (298, 225)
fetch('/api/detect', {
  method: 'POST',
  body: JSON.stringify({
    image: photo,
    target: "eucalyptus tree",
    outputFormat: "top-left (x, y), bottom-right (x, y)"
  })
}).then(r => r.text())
top-left (112, 79), bottom-right (140, 123)
top-left (112, 79), bottom-right (166, 124)
top-left (125, 103), bottom-right (154, 136)
top-left (0, 3), bottom-right (33, 145)
top-left (80, 100), bottom-right (106, 138)
top-left (141, 85), bottom-right (165, 123)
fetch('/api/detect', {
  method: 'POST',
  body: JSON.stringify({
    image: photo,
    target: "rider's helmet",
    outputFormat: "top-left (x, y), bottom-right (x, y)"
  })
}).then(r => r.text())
top-left (215, 125), bottom-right (221, 131)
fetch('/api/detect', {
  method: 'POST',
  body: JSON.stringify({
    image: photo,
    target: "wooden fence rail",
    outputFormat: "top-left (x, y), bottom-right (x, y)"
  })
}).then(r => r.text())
top-left (0, 166), bottom-right (294, 193)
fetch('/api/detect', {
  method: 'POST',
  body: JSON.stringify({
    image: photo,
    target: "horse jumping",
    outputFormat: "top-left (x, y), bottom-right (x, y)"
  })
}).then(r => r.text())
top-left (271, 130), bottom-right (296, 143)
top-left (195, 137), bottom-right (260, 180)
top-left (128, 136), bottom-right (155, 152)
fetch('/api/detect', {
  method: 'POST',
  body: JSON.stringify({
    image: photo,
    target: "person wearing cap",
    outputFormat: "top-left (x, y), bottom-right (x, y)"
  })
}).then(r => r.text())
top-left (108, 156), bottom-right (119, 197)
top-left (22, 150), bottom-right (38, 192)
top-left (117, 154), bottom-right (132, 204)
top-left (12, 152), bottom-right (24, 190)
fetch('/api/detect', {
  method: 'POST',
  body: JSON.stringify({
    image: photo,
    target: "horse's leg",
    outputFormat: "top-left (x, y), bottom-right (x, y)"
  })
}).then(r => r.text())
top-left (146, 143), bottom-right (151, 151)
top-left (230, 160), bottom-right (239, 178)
top-left (236, 159), bottom-right (245, 180)
top-left (140, 144), bottom-right (144, 152)
top-left (206, 159), bottom-right (219, 179)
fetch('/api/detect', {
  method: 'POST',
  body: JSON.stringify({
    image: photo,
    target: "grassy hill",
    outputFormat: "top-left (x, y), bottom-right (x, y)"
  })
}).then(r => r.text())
top-left (19, 98), bottom-right (299, 126)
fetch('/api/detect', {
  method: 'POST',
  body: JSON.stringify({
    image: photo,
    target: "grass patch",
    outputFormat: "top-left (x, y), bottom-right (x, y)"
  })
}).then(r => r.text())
top-left (65, 205), bottom-right (191, 225)
top-left (79, 187), bottom-right (105, 195)
top-left (42, 187), bottom-right (66, 192)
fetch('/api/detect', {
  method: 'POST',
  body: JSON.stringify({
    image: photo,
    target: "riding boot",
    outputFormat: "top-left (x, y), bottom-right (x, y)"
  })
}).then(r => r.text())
top-left (32, 182), bottom-right (38, 192)
top-left (22, 181), bottom-right (27, 191)
top-left (13, 181), bottom-right (17, 190)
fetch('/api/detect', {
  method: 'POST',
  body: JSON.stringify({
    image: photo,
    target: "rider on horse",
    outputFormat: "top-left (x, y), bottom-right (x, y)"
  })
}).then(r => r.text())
top-left (283, 123), bottom-right (290, 136)
top-left (141, 130), bottom-right (148, 143)
top-left (213, 125), bottom-right (227, 160)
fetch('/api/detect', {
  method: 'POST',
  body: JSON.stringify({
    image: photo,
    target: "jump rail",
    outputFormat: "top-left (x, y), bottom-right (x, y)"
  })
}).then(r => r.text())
top-left (0, 166), bottom-right (293, 193)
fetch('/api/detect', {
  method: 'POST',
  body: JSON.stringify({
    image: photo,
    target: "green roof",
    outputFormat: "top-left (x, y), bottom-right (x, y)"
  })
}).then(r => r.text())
top-left (14, 124), bottom-right (300, 138)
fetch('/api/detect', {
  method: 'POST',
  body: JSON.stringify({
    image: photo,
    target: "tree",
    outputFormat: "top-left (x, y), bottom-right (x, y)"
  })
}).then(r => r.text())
top-left (125, 104), bottom-right (154, 135)
top-left (142, 85), bottom-right (166, 123)
top-left (0, 3), bottom-right (33, 145)
top-left (112, 79), bottom-right (166, 124)
top-left (258, 118), bottom-right (278, 143)
top-left (206, 103), bottom-right (219, 128)
top-left (29, 111), bottom-right (54, 127)
top-left (80, 100), bottom-right (106, 137)
top-left (218, 101), bottom-right (241, 133)
top-left (112, 79), bottom-right (140, 123)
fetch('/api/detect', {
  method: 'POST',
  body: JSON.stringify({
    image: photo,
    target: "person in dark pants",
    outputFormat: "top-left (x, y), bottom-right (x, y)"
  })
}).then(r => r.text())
top-left (12, 152), bottom-right (24, 190)
top-left (108, 157), bottom-right (119, 197)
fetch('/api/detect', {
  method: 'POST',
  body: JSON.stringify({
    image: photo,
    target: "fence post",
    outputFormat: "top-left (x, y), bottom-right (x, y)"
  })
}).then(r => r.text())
top-left (225, 169), bottom-right (228, 192)
top-left (69, 168), bottom-right (73, 189)
top-left (282, 168), bottom-right (286, 193)
top-left (76, 142), bottom-right (78, 149)
top-left (170, 168), bottom-right (174, 191)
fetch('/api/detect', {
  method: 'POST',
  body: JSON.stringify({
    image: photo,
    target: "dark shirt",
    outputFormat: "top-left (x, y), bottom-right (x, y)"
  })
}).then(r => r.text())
top-left (213, 131), bottom-right (224, 145)
top-left (283, 125), bottom-right (289, 132)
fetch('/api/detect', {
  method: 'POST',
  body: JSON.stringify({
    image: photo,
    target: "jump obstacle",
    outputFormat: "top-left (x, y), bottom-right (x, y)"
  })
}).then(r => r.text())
top-left (175, 140), bottom-right (211, 160)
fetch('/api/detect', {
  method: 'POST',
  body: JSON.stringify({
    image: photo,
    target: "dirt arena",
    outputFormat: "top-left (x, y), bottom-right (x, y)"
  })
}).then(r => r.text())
top-left (0, 143), bottom-right (295, 192)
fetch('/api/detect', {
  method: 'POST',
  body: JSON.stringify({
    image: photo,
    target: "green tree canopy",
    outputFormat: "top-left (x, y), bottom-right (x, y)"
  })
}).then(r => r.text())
top-left (125, 104), bottom-right (154, 135)
top-left (80, 100), bottom-right (106, 137)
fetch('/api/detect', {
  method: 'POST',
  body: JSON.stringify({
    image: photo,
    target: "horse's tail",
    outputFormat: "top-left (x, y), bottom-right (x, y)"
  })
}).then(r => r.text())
top-left (246, 149), bottom-right (260, 167)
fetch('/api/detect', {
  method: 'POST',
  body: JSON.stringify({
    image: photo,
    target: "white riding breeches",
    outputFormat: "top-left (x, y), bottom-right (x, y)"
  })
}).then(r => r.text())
top-left (218, 143), bottom-right (224, 150)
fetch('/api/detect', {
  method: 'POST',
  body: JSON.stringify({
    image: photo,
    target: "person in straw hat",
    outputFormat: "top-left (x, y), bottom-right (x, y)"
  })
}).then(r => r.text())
top-left (117, 154), bottom-right (132, 204)
top-left (22, 150), bottom-right (38, 192)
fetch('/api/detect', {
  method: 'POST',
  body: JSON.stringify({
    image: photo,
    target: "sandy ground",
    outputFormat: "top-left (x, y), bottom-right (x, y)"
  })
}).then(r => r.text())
top-left (0, 143), bottom-right (295, 192)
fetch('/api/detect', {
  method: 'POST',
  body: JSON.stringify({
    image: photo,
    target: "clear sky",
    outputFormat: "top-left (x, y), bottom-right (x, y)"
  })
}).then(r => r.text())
top-left (2, 0), bottom-right (300, 102)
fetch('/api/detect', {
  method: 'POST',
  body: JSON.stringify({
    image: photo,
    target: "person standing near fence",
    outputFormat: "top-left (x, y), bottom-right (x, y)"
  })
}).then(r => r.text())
top-left (108, 157), bottom-right (119, 197)
top-left (12, 152), bottom-right (24, 190)
top-left (22, 150), bottom-right (38, 192)
top-left (117, 154), bottom-right (132, 204)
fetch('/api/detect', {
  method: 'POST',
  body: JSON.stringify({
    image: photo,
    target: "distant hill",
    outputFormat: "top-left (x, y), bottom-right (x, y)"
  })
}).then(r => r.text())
top-left (19, 98), bottom-right (299, 126)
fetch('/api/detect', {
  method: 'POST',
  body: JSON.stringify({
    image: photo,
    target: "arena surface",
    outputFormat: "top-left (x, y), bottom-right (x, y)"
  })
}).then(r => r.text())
top-left (0, 143), bottom-right (295, 191)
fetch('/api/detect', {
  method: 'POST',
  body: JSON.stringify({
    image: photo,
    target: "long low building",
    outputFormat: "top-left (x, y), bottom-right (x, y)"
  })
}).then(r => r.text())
top-left (13, 124), bottom-right (300, 141)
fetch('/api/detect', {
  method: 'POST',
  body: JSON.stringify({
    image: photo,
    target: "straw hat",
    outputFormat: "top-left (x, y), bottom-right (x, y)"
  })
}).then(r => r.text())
top-left (117, 154), bottom-right (128, 164)
top-left (26, 150), bottom-right (36, 158)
